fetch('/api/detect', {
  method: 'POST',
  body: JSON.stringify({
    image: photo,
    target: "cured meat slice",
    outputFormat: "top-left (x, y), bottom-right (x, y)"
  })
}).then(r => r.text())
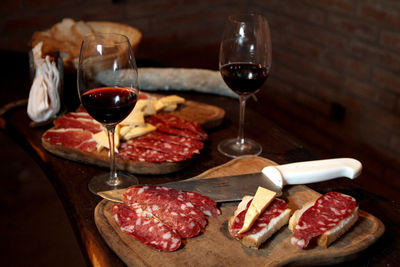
top-left (152, 113), bottom-right (205, 134)
top-left (150, 123), bottom-right (206, 141)
top-left (123, 185), bottom-right (207, 228)
top-left (141, 203), bottom-right (201, 238)
top-left (113, 203), bottom-right (182, 251)
top-left (229, 198), bottom-right (287, 238)
top-left (291, 192), bottom-right (357, 249)
top-left (131, 138), bottom-right (200, 156)
top-left (66, 111), bottom-right (93, 120)
top-left (137, 132), bottom-right (203, 150)
top-left (42, 128), bottom-right (97, 151)
top-left (118, 143), bottom-right (187, 162)
top-left (177, 191), bottom-right (220, 217)
top-left (53, 116), bottom-right (103, 133)
top-left (146, 115), bottom-right (207, 140)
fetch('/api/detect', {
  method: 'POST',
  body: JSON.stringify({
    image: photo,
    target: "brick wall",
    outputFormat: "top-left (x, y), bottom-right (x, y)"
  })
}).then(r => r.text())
top-left (1, 0), bottom-right (399, 175)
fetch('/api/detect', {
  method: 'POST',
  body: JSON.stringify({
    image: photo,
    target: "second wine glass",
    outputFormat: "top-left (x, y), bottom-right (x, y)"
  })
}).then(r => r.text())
top-left (218, 13), bottom-right (272, 158)
top-left (78, 33), bottom-right (139, 194)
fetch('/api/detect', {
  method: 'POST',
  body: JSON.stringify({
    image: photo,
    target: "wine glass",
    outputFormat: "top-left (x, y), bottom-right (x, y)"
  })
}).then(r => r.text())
top-left (78, 33), bottom-right (139, 194)
top-left (218, 13), bottom-right (271, 158)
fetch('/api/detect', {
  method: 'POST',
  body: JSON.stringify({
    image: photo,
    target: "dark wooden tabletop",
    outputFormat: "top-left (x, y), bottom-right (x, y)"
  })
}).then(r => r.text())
top-left (1, 51), bottom-right (399, 266)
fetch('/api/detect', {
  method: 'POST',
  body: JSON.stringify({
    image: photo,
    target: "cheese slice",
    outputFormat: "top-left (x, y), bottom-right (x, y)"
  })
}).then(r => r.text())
top-left (162, 103), bottom-right (178, 112)
top-left (133, 99), bottom-right (156, 116)
top-left (153, 95), bottom-right (185, 112)
top-left (119, 111), bottom-right (145, 127)
top-left (93, 125), bottom-right (120, 152)
top-left (121, 123), bottom-right (156, 140)
top-left (158, 95), bottom-right (185, 105)
top-left (153, 99), bottom-right (166, 112)
top-left (237, 186), bottom-right (277, 234)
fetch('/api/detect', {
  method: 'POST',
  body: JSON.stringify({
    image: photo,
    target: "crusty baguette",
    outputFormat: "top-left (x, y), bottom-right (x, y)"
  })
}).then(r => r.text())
top-left (289, 199), bottom-right (359, 248)
top-left (229, 196), bottom-right (291, 249)
top-left (71, 21), bottom-right (94, 41)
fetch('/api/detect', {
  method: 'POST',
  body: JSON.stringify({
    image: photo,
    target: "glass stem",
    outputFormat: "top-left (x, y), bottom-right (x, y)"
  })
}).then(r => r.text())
top-left (106, 125), bottom-right (118, 186)
top-left (237, 95), bottom-right (249, 147)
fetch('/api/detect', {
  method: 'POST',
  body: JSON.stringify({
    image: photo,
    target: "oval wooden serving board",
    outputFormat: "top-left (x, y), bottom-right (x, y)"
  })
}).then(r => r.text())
top-left (94, 156), bottom-right (385, 266)
top-left (42, 99), bottom-right (225, 175)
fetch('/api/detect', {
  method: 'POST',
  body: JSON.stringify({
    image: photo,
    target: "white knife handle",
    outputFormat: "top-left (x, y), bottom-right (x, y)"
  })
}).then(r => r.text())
top-left (263, 158), bottom-right (362, 186)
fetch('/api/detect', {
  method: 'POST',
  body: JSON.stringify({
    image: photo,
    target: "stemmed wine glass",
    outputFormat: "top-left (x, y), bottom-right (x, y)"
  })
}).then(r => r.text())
top-left (78, 33), bottom-right (139, 194)
top-left (218, 13), bottom-right (272, 158)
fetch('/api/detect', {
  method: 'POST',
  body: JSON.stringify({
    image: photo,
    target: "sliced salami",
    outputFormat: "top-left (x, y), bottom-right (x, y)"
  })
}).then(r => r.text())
top-left (152, 113), bottom-right (205, 136)
top-left (112, 203), bottom-right (182, 251)
top-left (137, 132), bottom-right (203, 150)
top-left (118, 142), bottom-right (187, 162)
top-left (140, 203), bottom-right (202, 238)
top-left (177, 191), bottom-right (220, 217)
top-left (42, 128), bottom-right (97, 151)
top-left (291, 192), bottom-right (357, 249)
top-left (53, 116), bottom-right (103, 133)
top-left (123, 185), bottom-right (207, 228)
top-left (132, 138), bottom-right (200, 156)
top-left (146, 115), bottom-right (207, 141)
top-left (230, 198), bottom-right (287, 238)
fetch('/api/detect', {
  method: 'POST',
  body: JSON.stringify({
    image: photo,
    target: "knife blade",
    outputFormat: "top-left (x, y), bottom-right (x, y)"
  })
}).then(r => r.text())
top-left (98, 158), bottom-right (362, 203)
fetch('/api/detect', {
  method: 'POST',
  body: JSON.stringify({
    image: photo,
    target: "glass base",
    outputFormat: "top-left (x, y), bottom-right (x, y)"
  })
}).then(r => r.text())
top-left (217, 138), bottom-right (262, 158)
top-left (88, 171), bottom-right (138, 195)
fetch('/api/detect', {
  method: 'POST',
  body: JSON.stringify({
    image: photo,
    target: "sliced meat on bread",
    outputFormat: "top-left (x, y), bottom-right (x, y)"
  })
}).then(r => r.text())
top-left (228, 195), bottom-right (291, 249)
top-left (288, 191), bottom-right (359, 249)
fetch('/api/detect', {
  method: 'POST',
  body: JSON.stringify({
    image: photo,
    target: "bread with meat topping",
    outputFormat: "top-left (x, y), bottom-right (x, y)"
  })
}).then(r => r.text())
top-left (288, 200), bottom-right (359, 248)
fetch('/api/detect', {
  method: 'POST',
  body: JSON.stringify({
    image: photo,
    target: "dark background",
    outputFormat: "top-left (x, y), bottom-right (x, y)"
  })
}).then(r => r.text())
top-left (1, 0), bottom-right (400, 266)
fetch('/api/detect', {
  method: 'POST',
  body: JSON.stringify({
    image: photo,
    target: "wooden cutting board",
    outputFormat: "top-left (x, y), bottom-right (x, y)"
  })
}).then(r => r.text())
top-left (42, 99), bottom-right (225, 175)
top-left (94, 156), bottom-right (385, 266)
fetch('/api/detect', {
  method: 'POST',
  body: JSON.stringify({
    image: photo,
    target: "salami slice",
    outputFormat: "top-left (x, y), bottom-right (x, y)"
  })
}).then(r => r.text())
top-left (42, 128), bottom-right (97, 151)
top-left (118, 142), bottom-right (187, 162)
top-left (230, 198), bottom-right (287, 238)
top-left (137, 132), bottom-right (203, 150)
top-left (177, 191), bottom-right (220, 217)
top-left (291, 192), bottom-right (357, 249)
top-left (146, 115), bottom-right (207, 140)
top-left (53, 116), bottom-right (103, 133)
top-left (152, 113), bottom-right (205, 136)
top-left (113, 203), bottom-right (182, 251)
top-left (132, 138), bottom-right (200, 156)
top-left (140, 203), bottom-right (202, 238)
top-left (123, 185), bottom-right (207, 228)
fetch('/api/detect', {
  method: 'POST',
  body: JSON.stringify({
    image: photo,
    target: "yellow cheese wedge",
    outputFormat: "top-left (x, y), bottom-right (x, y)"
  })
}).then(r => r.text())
top-left (93, 125), bottom-right (120, 152)
top-left (119, 111), bottom-right (145, 127)
top-left (119, 125), bottom-right (131, 137)
top-left (153, 95), bottom-right (185, 112)
top-left (237, 186), bottom-right (277, 234)
top-left (158, 95), bottom-right (185, 105)
top-left (133, 99), bottom-right (156, 116)
top-left (153, 99), bottom-right (166, 112)
top-left (121, 123), bottom-right (156, 140)
top-left (162, 103), bottom-right (178, 112)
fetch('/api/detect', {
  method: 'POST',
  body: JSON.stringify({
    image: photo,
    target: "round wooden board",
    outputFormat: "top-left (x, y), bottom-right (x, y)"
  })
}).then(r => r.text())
top-left (94, 156), bottom-right (385, 266)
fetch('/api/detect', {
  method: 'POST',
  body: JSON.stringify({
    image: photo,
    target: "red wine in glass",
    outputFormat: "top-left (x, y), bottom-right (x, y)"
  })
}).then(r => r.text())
top-left (218, 13), bottom-right (272, 158)
top-left (220, 63), bottom-right (269, 95)
top-left (78, 32), bottom-right (139, 194)
top-left (81, 87), bottom-right (138, 125)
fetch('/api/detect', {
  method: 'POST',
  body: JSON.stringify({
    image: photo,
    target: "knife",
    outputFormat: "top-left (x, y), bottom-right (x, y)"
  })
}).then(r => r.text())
top-left (98, 158), bottom-right (362, 203)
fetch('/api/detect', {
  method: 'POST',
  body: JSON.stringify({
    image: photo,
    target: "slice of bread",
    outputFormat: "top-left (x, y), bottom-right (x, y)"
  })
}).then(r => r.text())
top-left (289, 199), bottom-right (359, 248)
top-left (228, 196), bottom-right (291, 249)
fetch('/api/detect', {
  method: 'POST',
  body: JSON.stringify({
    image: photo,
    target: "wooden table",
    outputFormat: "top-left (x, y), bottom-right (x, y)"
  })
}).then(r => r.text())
top-left (1, 51), bottom-right (399, 266)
